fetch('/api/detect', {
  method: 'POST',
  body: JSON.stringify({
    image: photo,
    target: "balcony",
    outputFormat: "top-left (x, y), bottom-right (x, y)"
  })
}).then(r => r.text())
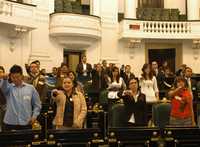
top-left (119, 19), bottom-right (200, 40)
top-left (49, 13), bottom-right (101, 48)
top-left (0, 0), bottom-right (37, 30)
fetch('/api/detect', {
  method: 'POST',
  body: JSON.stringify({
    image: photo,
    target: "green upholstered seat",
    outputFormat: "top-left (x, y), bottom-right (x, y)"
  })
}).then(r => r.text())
top-left (152, 103), bottom-right (171, 128)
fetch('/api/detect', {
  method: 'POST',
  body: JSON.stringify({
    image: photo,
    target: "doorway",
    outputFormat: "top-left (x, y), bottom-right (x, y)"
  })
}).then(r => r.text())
top-left (148, 48), bottom-right (176, 73)
top-left (63, 50), bottom-right (85, 72)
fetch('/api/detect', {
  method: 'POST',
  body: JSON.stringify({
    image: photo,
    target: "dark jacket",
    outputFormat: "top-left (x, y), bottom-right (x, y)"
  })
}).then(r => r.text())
top-left (24, 73), bottom-right (47, 103)
top-left (120, 72), bottom-right (135, 87)
top-left (76, 63), bottom-right (92, 82)
top-left (118, 90), bottom-right (147, 126)
top-left (91, 69), bottom-right (108, 91)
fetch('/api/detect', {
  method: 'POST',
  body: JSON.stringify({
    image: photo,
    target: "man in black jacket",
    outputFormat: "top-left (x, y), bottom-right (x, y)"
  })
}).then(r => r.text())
top-left (120, 65), bottom-right (135, 87)
top-left (91, 63), bottom-right (108, 91)
top-left (76, 55), bottom-right (92, 85)
top-left (184, 67), bottom-right (197, 99)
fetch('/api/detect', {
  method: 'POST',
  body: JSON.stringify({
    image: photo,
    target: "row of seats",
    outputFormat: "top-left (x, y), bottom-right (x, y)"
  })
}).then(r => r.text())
top-left (0, 125), bottom-right (200, 146)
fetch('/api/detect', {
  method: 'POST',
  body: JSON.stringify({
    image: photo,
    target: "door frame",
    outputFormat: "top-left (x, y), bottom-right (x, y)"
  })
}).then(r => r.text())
top-left (145, 42), bottom-right (182, 71)
top-left (63, 49), bottom-right (85, 68)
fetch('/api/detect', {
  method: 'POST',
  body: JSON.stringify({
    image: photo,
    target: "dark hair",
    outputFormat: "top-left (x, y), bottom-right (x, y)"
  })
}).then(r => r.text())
top-left (125, 64), bottom-right (131, 69)
top-left (63, 76), bottom-right (77, 94)
top-left (0, 66), bottom-right (5, 73)
top-left (174, 76), bottom-right (188, 88)
top-left (184, 66), bottom-right (192, 73)
top-left (141, 63), bottom-right (153, 80)
top-left (67, 70), bottom-right (78, 87)
top-left (128, 77), bottom-right (140, 91)
top-left (30, 61), bottom-right (37, 66)
top-left (10, 65), bottom-right (23, 75)
top-left (60, 63), bottom-right (68, 69)
top-left (33, 60), bottom-right (40, 65)
top-left (81, 55), bottom-right (86, 59)
top-left (52, 67), bottom-right (57, 70)
top-left (56, 67), bottom-right (61, 78)
top-left (111, 66), bottom-right (120, 83)
top-left (102, 60), bottom-right (107, 65)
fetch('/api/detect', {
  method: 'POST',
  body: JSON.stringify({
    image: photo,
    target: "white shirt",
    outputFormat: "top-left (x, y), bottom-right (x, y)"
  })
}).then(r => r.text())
top-left (83, 63), bottom-right (87, 76)
top-left (107, 77), bottom-right (126, 99)
top-left (139, 76), bottom-right (159, 103)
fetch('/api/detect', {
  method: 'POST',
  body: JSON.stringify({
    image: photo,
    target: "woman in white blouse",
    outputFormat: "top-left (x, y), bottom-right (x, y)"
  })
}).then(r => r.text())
top-left (106, 66), bottom-right (126, 127)
top-left (139, 63), bottom-right (159, 103)
top-left (107, 66), bottom-right (126, 100)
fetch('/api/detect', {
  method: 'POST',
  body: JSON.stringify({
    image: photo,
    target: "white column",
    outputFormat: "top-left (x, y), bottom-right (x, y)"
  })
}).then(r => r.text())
top-left (48, 0), bottom-right (55, 14)
top-left (187, 0), bottom-right (199, 20)
top-left (124, 0), bottom-right (137, 19)
top-left (90, 0), bottom-right (100, 17)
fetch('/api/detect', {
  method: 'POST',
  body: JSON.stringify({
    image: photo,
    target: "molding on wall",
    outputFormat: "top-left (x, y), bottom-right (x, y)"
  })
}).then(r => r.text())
top-left (28, 51), bottom-right (52, 63)
top-left (34, 8), bottom-right (49, 23)
top-left (100, 57), bottom-right (119, 64)
top-left (101, 12), bottom-right (118, 29)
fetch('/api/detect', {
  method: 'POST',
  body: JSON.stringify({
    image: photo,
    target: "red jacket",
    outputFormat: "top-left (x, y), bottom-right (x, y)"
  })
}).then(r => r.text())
top-left (170, 89), bottom-right (193, 119)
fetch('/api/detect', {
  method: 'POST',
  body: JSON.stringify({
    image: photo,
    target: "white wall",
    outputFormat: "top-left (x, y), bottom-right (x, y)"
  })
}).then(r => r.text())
top-left (0, 26), bottom-right (14, 72)
top-left (182, 40), bottom-right (200, 73)
top-left (117, 39), bottom-right (200, 75)
top-left (100, 0), bottom-right (119, 64)
top-left (1, 0), bottom-right (200, 75)
top-left (118, 0), bottom-right (124, 13)
top-left (0, 23), bottom-right (62, 73)
top-left (28, 0), bottom-right (63, 72)
top-left (0, 24), bottom-right (31, 73)
top-left (118, 40), bottom-right (145, 77)
top-left (164, 0), bottom-right (186, 14)
top-left (85, 0), bottom-right (120, 66)
top-left (0, 0), bottom-right (63, 73)
top-left (86, 40), bottom-right (101, 65)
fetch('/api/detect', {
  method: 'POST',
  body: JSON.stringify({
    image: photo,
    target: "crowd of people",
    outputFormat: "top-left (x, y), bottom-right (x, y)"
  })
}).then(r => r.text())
top-left (0, 55), bottom-right (199, 131)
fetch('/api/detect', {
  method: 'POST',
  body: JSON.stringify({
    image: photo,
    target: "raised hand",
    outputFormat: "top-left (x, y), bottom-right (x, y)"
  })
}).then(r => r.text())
top-left (0, 73), bottom-right (9, 79)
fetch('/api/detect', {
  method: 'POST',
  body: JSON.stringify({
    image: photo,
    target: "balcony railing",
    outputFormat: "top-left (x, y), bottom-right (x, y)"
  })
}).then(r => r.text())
top-left (0, 0), bottom-right (37, 29)
top-left (119, 19), bottom-right (200, 39)
top-left (143, 21), bottom-right (191, 33)
top-left (49, 12), bottom-right (101, 48)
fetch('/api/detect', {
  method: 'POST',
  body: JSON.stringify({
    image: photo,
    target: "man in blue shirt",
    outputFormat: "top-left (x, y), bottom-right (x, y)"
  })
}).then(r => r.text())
top-left (0, 65), bottom-right (41, 131)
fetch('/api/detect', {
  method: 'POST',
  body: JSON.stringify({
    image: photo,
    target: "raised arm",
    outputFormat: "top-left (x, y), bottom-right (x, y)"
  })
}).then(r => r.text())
top-left (0, 73), bottom-right (10, 96)
top-left (168, 87), bottom-right (182, 98)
